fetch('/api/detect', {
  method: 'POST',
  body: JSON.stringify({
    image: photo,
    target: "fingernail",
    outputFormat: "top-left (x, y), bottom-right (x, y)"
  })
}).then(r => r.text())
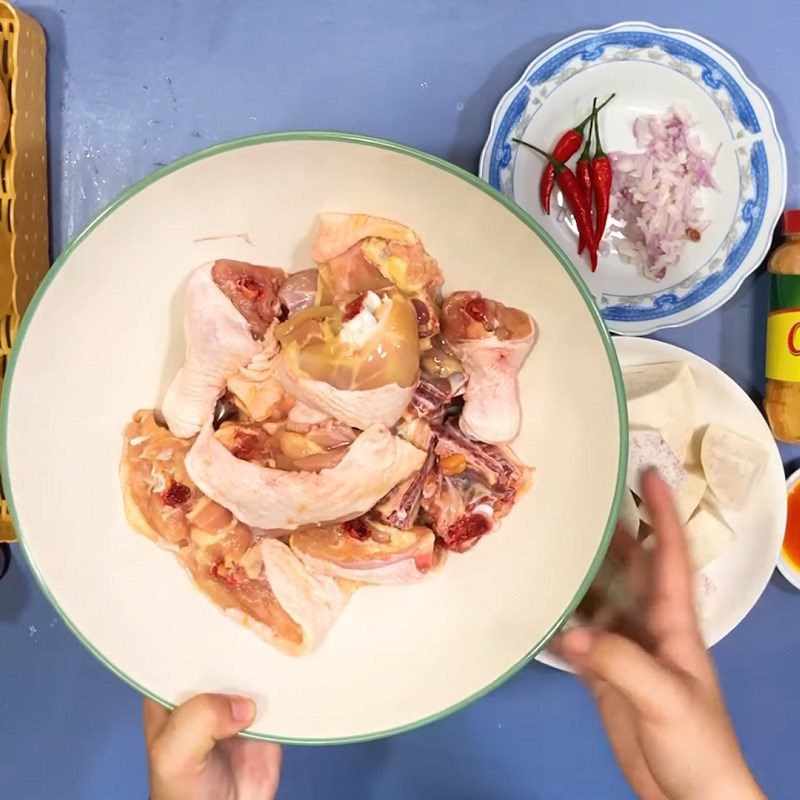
top-left (559, 627), bottom-right (597, 658)
top-left (229, 696), bottom-right (255, 724)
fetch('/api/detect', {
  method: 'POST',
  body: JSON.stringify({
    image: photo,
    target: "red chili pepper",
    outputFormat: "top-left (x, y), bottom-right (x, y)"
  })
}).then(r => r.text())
top-left (576, 98), bottom-right (597, 255)
top-left (590, 109), bottom-right (613, 248)
top-left (535, 93), bottom-right (615, 215)
top-left (513, 140), bottom-right (597, 271)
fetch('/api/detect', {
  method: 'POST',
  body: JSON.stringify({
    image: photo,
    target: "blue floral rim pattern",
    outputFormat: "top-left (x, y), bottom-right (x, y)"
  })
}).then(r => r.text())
top-left (485, 27), bottom-right (778, 325)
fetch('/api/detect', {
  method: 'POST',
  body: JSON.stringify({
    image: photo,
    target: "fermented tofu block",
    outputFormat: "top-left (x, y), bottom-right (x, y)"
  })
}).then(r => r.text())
top-left (623, 362), bottom-right (697, 462)
top-left (618, 487), bottom-right (640, 538)
top-left (684, 505), bottom-right (734, 571)
top-left (627, 427), bottom-right (687, 496)
top-left (700, 424), bottom-right (767, 510)
top-left (639, 464), bottom-right (706, 526)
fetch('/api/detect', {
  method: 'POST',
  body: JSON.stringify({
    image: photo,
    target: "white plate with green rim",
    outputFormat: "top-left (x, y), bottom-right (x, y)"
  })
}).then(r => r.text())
top-left (537, 336), bottom-right (786, 672)
top-left (1, 133), bottom-right (626, 743)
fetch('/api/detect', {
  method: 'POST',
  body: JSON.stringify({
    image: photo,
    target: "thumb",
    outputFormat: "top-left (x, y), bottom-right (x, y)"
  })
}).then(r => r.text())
top-left (559, 627), bottom-right (682, 720)
top-left (152, 693), bottom-right (256, 773)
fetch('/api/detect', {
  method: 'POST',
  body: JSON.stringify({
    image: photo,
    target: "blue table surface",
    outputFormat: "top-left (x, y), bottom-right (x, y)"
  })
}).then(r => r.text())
top-left (2, 2), bottom-right (800, 798)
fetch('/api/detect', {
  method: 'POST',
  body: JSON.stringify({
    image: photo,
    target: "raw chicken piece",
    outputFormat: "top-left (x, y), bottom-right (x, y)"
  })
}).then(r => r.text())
top-left (413, 337), bottom-right (467, 419)
top-left (188, 503), bottom-right (254, 573)
top-left (441, 291), bottom-right (537, 443)
top-left (290, 519), bottom-right (438, 584)
top-left (433, 419), bottom-right (532, 504)
top-left (279, 352), bottom-right (413, 429)
top-left (374, 438), bottom-right (437, 529)
top-left (184, 537), bottom-right (349, 656)
top-left (226, 337), bottom-right (287, 423)
top-left (419, 336), bottom-right (464, 380)
top-left (423, 420), bottom-right (533, 551)
top-left (124, 448), bottom-right (351, 656)
top-left (358, 237), bottom-right (443, 299)
top-left (409, 293), bottom-right (441, 339)
top-left (276, 292), bottom-right (418, 429)
top-left (278, 292), bottom-right (420, 389)
top-left (120, 410), bottom-right (201, 550)
top-left (286, 401), bottom-right (331, 426)
top-left (314, 213), bottom-right (419, 263)
top-left (410, 374), bottom-right (466, 422)
top-left (210, 259), bottom-right (286, 339)
top-left (411, 378), bottom-right (452, 421)
top-left (185, 421), bottom-right (427, 530)
top-left (422, 466), bottom-right (467, 542)
top-left (162, 261), bottom-right (285, 438)
top-left (318, 242), bottom-right (394, 302)
top-left (258, 539), bottom-right (351, 653)
top-left (395, 415), bottom-right (435, 450)
top-left (214, 419), bottom-right (356, 472)
top-left (313, 213), bottom-right (443, 335)
top-left (278, 268), bottom-right (319, 315)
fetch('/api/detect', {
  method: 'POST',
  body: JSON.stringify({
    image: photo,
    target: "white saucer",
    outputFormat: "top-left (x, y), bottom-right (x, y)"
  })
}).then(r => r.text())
top-left (537, 336), bottom-right (786, 671)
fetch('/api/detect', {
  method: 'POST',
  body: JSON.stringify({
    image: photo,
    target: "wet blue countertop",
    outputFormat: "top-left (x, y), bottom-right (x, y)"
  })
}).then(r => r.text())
top-left (2, 2), bottom-right (799, 798)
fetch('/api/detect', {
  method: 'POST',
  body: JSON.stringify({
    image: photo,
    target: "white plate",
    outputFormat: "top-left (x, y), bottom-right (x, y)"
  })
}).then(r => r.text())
top-left (2, 133), bottom-right (627, 743)
top-left (538, 336), bottom-right (786, 671)
top-left (479, 21), bottom-right (786, 335)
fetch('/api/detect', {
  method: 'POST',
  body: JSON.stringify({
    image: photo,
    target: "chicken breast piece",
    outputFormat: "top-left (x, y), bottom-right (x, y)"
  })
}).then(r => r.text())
top-left (258, 539), bottom-right (350, 654)
top-left (120, 410), bottom-right (201, 550)
top-left (276, 292), bottom-right (418, 429)
top-left (185, 421), bottom-right (427, 529)
top-left (290, 519), bottom-right (438, 584)
top-left (278, 349), bottom-right (413, 429)
top-left (162, 261), bottom-right (285, 437)
top-left (442, 291), bottom-right (537, 443)
top-left (184, 538), bottom-right (349, 656)
top-left (313, 214), bottom-right (443, 332)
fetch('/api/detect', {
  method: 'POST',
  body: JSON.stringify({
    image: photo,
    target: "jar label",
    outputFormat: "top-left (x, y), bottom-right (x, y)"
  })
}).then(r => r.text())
top-left (766, 309), bottom-right (800, 382)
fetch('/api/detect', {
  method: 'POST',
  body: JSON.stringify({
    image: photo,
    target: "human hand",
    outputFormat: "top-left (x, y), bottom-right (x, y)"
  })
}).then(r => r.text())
top-left (557, 470), bottom-right (766, 800)
top-left (143, 693), bottom-right (281, 800)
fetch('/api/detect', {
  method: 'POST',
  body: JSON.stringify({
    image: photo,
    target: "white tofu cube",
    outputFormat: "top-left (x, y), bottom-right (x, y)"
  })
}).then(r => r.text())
top-left (623, 362), bottom-right (697, 462)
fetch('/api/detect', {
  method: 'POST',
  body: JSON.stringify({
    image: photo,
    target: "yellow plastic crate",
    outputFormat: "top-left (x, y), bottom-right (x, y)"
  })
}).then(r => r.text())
top-left (0, 1), bottom-right (48, 543)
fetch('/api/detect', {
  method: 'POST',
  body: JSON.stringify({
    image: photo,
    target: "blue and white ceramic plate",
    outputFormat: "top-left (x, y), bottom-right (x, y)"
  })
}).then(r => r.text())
top-left (479, 21), bottom-right (786, 335)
